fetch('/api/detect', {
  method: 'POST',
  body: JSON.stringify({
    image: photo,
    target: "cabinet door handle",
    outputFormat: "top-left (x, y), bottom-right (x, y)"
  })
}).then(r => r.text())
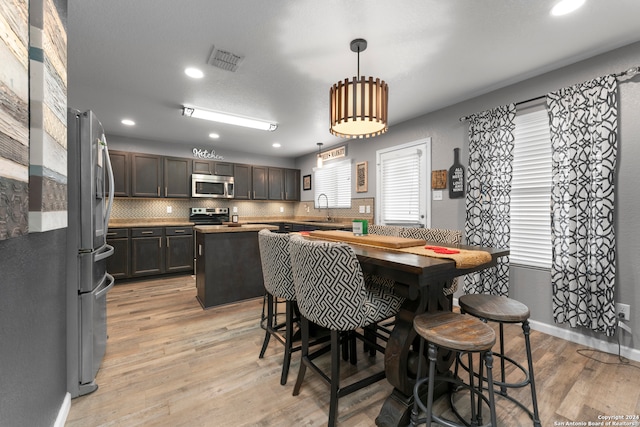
top-left (141, 231), bottom-right (154, 234)
top-left (166, 237), bottom-right (169, 247)
top-left (253, 191), bottom-right (255, 198)
top-left (157, 186), bottom-right (160, 197)
top-left (165, 187), bottom-right (168, 197)
top-left (159, 238), bottom-right (162, 248)
top-left (198, 244), bottom-right (202, 256)
top-left (173, 229), bottom-right (185, 233)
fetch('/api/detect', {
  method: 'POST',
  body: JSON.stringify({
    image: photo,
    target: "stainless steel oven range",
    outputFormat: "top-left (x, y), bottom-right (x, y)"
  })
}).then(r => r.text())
top-left (189, 207), bottom-right (230, 225)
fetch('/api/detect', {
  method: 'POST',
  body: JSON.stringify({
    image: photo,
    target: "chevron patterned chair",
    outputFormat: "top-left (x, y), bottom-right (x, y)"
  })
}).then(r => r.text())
top-left (368, 224), bottom-right (404, 237)
top-left (399, 227), bottom-right (462, 296)
top-left (257, 229), bottom-right (300, 385)
top-left (289, 235), bottom-right (404, 427)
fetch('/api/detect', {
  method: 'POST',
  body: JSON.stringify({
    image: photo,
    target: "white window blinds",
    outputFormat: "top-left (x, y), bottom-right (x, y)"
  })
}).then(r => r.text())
top-left (314, 159), bottom-right (352, 208)
top-left (510, 107), bottom-right (552, 268)
top-left (378, 145), bottom-right (424, 226)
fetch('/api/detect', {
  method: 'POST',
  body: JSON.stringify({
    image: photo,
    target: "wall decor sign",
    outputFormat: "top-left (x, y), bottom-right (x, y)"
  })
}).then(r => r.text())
top-left (431, 170), bottom-right (447, 189)
top-left (193, 148), bottom-right (224, 160)
top-left (319, 145), bottom-right (346, 163)
top-left (448, 148), bottom-right (465, 198)
top-left (356, 161), bottom-right (368, 193)
top-left (0, 0), bottom-right (30, 240)
top-left (303, 174), bottom-right (311, 191)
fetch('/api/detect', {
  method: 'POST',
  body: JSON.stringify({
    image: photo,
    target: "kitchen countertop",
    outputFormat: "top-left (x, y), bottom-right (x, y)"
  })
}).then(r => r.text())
top-left (236, 218), bottom-right (354, 228)
top-left (194, 224), bottom-right (279, 233)
top-left (109, 219), bottom-right (194, 228)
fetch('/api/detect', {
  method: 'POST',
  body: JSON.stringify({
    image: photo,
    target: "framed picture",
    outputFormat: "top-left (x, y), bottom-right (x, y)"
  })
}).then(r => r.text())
top-left (356, 161), bottom-right (368, 193)
top-left (303, 174), bottom-right (312, 191)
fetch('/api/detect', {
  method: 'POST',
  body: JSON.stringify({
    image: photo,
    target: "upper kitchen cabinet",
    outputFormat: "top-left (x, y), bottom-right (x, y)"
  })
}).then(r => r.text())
top-left (268, 167), bottom-right (284, 200)
top-left (164, 157), bottom-right (192, 198)
top-left (192, 160), bottom-right (234, 176)
top-left (131, 153), bottom-right (162, 197)
top-left (251, 165), bottom-right (268, 200)
top-left (107, 150), bottom-right (130, 197)
top-left (284, 168), bottom-right (300, 201)
top-left (233, 163), bottom-right (252, 200)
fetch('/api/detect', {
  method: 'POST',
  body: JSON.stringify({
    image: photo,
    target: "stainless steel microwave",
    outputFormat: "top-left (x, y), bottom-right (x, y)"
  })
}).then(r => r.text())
top-left (191, 174), bottom-right (234, 198)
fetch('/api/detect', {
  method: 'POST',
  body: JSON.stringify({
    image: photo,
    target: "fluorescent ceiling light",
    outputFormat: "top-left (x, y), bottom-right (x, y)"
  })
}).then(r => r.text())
top-left (272, 143), bottom-right (281, 148)
top-left (208, 133), bottom-right (220, 139)
top-left (551, 0), bottom-right (585, 16)
top-left (121, 119), bottom-right (135, 126)
top-left (185, 67), bottom-right (204, 78)
top-left (182, 106), bottom-right (277, 131)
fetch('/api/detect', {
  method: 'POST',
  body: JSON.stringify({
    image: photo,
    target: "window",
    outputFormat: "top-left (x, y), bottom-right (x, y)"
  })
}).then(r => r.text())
top-left (510, 106), bottom-right (552, 268)
top-left (314, 159), bottom-right (351, 208)
top-left (376, 138), bottom-right (431, 227)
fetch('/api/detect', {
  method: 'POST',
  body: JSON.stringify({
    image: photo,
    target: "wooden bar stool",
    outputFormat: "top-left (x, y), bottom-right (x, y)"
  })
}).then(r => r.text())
top-left (411, 311), bottom-right (497, 427)
top-left (458, 294), bottom-right (541, 427)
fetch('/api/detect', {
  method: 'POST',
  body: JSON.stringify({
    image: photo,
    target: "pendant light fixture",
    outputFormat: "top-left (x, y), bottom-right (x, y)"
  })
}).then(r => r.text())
top-left (316, 142), bottom-right (324, 168)
top-left (330, 38), bottom-right (388, 139)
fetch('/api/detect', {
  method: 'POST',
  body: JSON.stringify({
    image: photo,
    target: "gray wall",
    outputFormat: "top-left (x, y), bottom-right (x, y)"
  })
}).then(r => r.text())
top-left (296, 41), bottom-right (640, 352)
top-left (0, 230), bottom-right (68, 426)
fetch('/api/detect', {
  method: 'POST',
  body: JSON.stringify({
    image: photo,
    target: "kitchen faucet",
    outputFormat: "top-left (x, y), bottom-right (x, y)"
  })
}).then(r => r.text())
top-left (317, 193), bottom-right (330, 222)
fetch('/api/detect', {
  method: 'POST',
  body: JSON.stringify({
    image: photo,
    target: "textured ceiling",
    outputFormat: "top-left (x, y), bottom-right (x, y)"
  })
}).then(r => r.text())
top-left (67, 0), bottom-right (640, 158)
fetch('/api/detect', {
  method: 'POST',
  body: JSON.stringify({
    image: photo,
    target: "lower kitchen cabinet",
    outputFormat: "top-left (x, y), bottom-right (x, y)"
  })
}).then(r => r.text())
top-left (165, 227), bottom-right (194, 273)
top-left (109, 226), bottom-right (194, 280)
top-left (106, 228), bottom-right (130, 280)
top-left (131, 227), bottom-right (164, 277)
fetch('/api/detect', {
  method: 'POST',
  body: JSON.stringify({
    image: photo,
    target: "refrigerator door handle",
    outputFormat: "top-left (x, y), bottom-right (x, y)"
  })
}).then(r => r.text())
top-left (102, 137), bottom-right (115, 234)
top-left (94, 244), bottom-right (114, 262)
top-left (95, 273), bottom-right (115, 299)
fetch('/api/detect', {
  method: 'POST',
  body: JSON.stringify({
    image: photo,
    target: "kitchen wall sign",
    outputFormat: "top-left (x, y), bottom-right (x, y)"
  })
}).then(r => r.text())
top-left (192, 148), bottom-right (224, 160)
top-left (319, 145), bottom-right (346, 163)
top-left (431, 170), bottom-right (447, 189)
top-left (356, 161), bottom-right (368, 193)
top-left (448, 148), bottom-right (465, 198)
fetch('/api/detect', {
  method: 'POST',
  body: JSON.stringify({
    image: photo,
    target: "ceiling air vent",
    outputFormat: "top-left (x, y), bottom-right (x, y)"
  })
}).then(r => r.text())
top-left (207, 46), bottom-right (244, 72)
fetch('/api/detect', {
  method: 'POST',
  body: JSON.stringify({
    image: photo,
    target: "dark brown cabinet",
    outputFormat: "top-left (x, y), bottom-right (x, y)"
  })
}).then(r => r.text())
top-left (164, 157), bottom-right (191, 198)
top-left (233, 163), bottom-right (252, 200)
top-left (193, 160), bottom-right (234, 176)
top-left (252, 166), bottom-right (268, 200)
top-left (131, 227), bottom-right (164, 276)
top-left (165, 227), bottom-right (193, 273)
top-left (131, 153), bottom-right (162, 197)
top-left (106, 228), bottom-right (130, 280)
top-left (284, 168), bottom-right (300, 201)
top-left (268, 167), bottom-right (284, 200)
top-left (107, 150), bottom-right (130, 197)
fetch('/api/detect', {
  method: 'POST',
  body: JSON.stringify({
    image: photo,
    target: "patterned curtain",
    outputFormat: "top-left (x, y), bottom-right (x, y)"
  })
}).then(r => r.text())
top-left (547, 75), bottom-right (618, 337)
top-left (464, 104), bottom-right (516, 296)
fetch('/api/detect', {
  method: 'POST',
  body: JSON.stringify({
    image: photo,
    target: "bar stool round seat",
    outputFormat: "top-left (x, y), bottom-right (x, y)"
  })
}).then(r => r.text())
top-left (411, 311), bottom-right (497, 427)
top-left (458, 294), bottom-right (541, 427)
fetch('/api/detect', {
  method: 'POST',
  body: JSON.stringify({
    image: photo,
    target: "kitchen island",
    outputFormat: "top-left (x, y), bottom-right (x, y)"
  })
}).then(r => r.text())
top-left (194, 224), bottom-right (278, 308)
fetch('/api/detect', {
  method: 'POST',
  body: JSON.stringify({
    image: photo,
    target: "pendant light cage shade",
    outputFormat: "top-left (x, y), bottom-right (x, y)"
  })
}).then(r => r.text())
top-left (330, 76), bottom-right (388, 139)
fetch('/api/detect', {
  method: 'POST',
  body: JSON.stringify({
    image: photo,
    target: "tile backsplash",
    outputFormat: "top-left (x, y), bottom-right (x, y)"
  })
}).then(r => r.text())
top-left (111, 197), bottom-right (375, 222)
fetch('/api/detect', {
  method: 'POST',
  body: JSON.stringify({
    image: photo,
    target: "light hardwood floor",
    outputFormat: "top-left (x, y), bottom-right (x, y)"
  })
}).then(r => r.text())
top-left (66, 275), bottom-right (640, 426)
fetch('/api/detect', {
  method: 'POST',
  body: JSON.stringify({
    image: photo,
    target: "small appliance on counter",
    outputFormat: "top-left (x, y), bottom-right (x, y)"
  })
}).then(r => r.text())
top-left (189, 207), bottom-right (230, 225)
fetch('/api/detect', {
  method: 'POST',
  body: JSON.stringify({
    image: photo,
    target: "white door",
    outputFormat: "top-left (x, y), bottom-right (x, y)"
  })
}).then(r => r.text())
top-left (376, 138), bottom-right (431, 228)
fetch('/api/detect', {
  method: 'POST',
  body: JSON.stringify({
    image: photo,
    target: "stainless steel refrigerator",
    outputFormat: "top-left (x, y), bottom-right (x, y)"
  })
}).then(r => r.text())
top-left (67, 109), bottom-right (115, 397)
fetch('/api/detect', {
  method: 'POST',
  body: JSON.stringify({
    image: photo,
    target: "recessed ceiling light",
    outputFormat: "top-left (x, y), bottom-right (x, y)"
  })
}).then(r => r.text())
top-left (185, 67), bottom-right (204, 78)
top-left (551, 0), bottom-right (585, 16)
top-left (272, 143), bottom-right (281, 148)
top-left (121, 119), bottom-right (135, 126)
top-left (209, 133), bottom-right (220, 139)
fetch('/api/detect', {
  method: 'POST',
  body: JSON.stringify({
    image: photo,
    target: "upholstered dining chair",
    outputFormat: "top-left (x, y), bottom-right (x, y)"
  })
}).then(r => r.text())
top-left (289, 235), bottom-right (404, 427)
top-left (257, 229), bottom-right (299, 385)
top-left (399, 227), bottom-right (462, 295)
top-left (368, 224), bottom-right (404, 237)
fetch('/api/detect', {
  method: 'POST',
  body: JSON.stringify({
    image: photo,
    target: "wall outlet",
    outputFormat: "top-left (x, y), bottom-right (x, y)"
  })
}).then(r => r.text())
top-left (280, 206), bottom-right (284, 213)
top-left (359, 206), bottom-right (365, 213)
top-left (366, 205), bottom-right (371, 214)
top-left (233, 206), bottom-right (238, 213)
top-left (432, 190), bottom-right (443, 201)
top-left (616, 303), bottom-right (631, 321)
top-left (166, 206), bottom-right (172, 213)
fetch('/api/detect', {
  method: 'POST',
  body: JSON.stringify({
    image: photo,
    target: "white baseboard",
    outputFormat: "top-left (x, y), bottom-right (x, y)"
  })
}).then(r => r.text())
top-left (453, 298), bottom-right (640, 363)
top-left (54, 393), bottom-right (71, 427)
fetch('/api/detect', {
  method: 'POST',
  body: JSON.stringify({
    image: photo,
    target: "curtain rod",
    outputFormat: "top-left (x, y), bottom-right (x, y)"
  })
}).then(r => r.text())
top-left (459, 65), bottom-right (640, 122)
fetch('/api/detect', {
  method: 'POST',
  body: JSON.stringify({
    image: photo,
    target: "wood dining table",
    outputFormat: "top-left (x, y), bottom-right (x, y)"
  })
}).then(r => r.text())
top-left (308, 231), bottom-right (509, 427)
